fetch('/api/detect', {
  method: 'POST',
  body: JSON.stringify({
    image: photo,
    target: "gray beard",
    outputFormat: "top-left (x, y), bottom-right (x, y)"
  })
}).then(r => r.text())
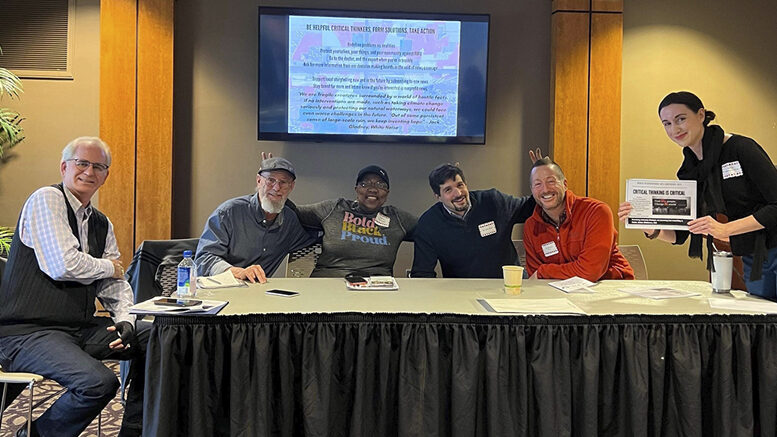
top-left (260, 195), bottom-right (284, 214)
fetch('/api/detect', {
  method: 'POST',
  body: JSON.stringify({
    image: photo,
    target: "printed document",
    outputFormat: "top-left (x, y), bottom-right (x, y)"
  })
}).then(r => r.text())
top-left (625, 179), bottom-right (697, 230)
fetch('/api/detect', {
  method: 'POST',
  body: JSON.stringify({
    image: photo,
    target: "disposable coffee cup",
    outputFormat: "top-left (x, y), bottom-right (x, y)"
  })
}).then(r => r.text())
top-left (711, 250), bottom-right (733, 293)
top-left (502, 265), bottom-right (524, 295)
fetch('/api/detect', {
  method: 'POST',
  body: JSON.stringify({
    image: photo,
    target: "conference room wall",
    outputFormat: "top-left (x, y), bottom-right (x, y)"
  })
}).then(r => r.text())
top-left (0, 0), bottom-right (100, 230)
top-left (620, 0), bottom-right (777, 280)
top-left (172, 0), bottom-right (553, 253)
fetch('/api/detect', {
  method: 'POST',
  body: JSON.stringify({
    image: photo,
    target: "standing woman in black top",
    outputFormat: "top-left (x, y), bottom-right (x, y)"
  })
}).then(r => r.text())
top-left (618, 91), bottom-right (777, 299)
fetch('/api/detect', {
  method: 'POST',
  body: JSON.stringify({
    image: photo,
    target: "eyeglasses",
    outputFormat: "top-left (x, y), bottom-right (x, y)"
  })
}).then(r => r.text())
top-left (357, 181), bottom-right (388, 191)
top-left (66, 159), bottom-right (109, 174)
top-left (262, 176), bottom-right (292, 189)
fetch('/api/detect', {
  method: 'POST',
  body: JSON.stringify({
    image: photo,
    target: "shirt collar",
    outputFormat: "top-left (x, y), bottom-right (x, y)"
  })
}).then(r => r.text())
top-left (63, 185), bottom-right (93, 220)
top-left (540, 208), bottom-right (566, 227)
top-left (442, 201), bottom-right (470, 220)
top-left (252, 193), bottom-right (285, 228)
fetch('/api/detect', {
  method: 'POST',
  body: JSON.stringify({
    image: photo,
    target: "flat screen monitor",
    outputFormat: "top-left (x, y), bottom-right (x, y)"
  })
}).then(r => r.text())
top-left (258, 7), bottom-right (490, 144)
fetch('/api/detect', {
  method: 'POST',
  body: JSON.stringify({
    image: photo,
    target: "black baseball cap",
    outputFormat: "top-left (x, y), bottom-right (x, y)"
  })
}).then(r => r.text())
top-left (356, 165), bottom-right (389, 189)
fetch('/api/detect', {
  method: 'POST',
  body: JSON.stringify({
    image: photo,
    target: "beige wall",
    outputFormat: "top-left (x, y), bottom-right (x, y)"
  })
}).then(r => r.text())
top-left (5, 0), bottom-right (776, 280)
top-left (0, 0), bottom-right (101, 227)
top-left (173, 0), bottom-right (552, 242)
top-left (621, 0), bottom-right (777, 280)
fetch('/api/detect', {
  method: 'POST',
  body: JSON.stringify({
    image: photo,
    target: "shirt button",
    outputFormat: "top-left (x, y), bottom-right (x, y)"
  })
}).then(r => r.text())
top-left (263, 248), bottom-right (266, 251)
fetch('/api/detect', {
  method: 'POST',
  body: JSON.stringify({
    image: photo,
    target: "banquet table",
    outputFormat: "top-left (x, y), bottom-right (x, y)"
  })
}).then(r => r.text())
top-left (142, 279), bottom-right (777, 436)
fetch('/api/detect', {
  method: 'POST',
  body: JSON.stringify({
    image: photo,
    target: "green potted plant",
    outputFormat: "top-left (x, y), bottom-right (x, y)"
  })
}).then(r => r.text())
top-left (0, 46), bottom-right (24, 256)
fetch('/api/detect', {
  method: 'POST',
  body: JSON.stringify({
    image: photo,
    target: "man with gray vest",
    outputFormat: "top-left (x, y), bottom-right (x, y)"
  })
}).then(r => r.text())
top-left (0, 137), bottom-right (145, 437)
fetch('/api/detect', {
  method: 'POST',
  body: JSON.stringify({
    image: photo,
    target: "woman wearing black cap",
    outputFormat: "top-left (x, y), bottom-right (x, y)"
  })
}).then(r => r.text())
top-left (295, 165), bottom-right (418, 277)
top-left (618, 91), bottom-right (777, 299)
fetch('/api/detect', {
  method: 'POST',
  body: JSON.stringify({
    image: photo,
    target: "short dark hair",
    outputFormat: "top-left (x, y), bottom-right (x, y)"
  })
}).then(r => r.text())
top-left (530, 157), bottom-right (565, 181)
top-left (658, 91), bottom-right (716, 126)
top-left (428, 163), bottom-right (465, 196)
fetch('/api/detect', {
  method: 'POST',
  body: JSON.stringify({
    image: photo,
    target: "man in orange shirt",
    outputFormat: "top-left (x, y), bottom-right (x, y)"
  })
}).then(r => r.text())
top-left (523, 157), bottom-right (634, 281)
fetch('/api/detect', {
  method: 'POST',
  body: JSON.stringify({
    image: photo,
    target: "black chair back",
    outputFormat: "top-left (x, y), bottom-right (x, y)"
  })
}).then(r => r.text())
top-left (125, 238), bottom-right (199, 303)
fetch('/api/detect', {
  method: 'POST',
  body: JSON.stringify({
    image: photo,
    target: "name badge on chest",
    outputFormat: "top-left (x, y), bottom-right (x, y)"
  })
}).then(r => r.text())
top-left (478, 221), bottom-right (497, 237)
top-left (374, 212), bottom-right (390, 227)
top-left (721, 161), bottom-right (743, 179)
top-left (542, 241), bottom-right (559, 257)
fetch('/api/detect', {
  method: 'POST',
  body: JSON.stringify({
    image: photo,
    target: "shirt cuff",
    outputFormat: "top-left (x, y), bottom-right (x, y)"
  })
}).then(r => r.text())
top-left (210, 260), bottom-right (233, 276)
top-left (102, 258), bottom-right (117, 278)
top-left (113, 313), bottom-right (137, 326)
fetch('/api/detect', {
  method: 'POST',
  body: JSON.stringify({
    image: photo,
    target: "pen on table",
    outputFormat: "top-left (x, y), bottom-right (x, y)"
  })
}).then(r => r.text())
top-left (206, 277), bottom-right (222, 286)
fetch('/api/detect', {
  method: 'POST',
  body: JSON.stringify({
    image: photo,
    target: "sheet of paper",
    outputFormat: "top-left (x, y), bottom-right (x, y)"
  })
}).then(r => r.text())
top-left (618, 287), bottom-right (700, 300)
top-left (197, 270), bottom-right (246, 289)
top-left (130, 297), bottom-right (228, 316)
top-left (548, 277), bottom-right (597, 293)
top-left (481, 298), bottom-right (586, 315)
top-left (708, 297), bottom-right (777, 314)
top-left (625, 179), bottom-right (697, 230)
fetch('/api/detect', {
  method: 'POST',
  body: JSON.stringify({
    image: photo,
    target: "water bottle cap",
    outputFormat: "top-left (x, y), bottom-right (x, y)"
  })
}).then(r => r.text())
top-left (183, 250), bottom-right (193, 257)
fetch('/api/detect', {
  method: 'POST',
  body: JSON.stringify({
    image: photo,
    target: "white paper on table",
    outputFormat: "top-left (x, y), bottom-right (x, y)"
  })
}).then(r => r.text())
top-left (197, 270), bottom-right (246, 289)
top-left (708, 297), bottom-right (777, 314)
top-left (130, 296), bottom-right (228, 315)
top-left (618, 287), bottom-right (700, 300)
top-left (480, 298), bottom-right (586, 315)
top-left (548, 277), bottom-right (597, 293)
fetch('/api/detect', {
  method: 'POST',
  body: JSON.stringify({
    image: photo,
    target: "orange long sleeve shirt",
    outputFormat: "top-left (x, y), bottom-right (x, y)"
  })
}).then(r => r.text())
top-left (523, 190), bottom-right (634, 281)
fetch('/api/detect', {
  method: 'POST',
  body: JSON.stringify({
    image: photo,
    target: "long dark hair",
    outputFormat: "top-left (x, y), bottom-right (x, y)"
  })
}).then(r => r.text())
top-left (658, 91), bottom-right (716, 126)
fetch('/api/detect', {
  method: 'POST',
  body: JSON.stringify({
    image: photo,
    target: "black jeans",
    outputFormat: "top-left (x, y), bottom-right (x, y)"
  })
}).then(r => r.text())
top-left (0, 318), bottom-right (149, 437)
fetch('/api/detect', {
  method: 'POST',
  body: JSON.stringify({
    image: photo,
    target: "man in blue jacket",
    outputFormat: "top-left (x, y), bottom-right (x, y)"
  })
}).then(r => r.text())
top-left (411, 163), bottom-right (535, 278)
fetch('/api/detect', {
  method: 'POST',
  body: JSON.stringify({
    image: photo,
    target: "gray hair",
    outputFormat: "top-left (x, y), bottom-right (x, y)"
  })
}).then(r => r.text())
top-left (61, 136), bottom-right (112, 167)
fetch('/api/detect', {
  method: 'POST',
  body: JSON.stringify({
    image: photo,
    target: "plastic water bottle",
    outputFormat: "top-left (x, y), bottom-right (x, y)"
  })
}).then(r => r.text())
top-left (176, 250), bottom-right (197, 299)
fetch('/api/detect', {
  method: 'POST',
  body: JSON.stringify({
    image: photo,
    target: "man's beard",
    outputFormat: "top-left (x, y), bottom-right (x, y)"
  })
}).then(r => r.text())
top-left (260, 193), bottom-right (285, 214)
top-left (452, 196), bottom-right (469, 212)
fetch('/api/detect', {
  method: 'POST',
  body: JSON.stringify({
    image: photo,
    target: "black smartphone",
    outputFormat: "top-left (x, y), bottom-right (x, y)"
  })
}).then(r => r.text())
top-left (345, 273), bottom-right (367, 286)
top-left (154, 298), bottom-right (202, 307)
top-left (266, 289), bottom-right (299, 297)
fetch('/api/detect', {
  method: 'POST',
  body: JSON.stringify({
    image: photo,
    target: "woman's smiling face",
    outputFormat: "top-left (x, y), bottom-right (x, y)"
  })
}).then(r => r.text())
top-left (659, 103), bottom-right (706, 149)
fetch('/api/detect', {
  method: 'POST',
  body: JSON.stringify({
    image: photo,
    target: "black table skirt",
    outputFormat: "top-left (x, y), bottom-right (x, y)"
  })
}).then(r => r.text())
top-left (143, 313), bottom-right (777, 436)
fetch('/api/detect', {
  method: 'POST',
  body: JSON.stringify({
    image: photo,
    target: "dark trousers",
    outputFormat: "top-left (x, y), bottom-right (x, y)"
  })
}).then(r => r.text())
top-left (0, 318), bottom-right (148, 437)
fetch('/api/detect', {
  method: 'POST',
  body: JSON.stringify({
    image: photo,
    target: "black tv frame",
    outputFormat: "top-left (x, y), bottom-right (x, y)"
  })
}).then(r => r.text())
top-left (258, 6), bottom-right (491, 145)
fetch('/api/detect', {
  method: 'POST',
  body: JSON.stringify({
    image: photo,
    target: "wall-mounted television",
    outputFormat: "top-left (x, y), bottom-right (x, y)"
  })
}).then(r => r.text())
top-left (258, 7), bottom-right (490, 144)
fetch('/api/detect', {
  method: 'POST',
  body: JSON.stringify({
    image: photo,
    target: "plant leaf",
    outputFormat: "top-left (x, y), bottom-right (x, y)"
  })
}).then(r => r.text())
top-left (0, 226), bottom-right (13, 257)
top-left (0, 107), bottom-right (25, 158)
top-left (0, 68), bottom-right (23, 100)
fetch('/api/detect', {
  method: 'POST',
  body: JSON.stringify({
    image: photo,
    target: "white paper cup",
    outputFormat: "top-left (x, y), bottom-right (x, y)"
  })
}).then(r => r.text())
top-left (502, 265), bottom-right (524, 295)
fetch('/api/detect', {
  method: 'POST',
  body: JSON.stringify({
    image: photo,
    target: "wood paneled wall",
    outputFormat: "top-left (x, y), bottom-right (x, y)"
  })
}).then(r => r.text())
top-left (100, 0), bottom-right (174, 264)
top-left (550, 0), bottom-right (622, 226)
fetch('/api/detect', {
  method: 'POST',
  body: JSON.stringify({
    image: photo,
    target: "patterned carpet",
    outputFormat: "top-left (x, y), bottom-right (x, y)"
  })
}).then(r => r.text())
top-left (1, 361), bottom-right (125, 437)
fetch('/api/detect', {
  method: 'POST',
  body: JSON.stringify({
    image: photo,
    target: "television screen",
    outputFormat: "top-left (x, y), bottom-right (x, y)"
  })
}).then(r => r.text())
top-left (258, 7), bottom-right (490, 144)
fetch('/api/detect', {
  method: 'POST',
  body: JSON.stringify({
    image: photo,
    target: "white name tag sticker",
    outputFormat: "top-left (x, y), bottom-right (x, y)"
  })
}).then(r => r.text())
top-left (542, 241), bottom-right (559, 257)
top-left (721, 161), bottom-right (743, 179)
top-left (374, 212), bottom-right (390, 227)
top-left (478, 221), bottom-right (497, 237)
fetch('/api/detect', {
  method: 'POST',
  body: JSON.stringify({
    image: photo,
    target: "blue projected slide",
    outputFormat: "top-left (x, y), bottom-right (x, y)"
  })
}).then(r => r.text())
top-left (287, 15), bottom-right (461, 136)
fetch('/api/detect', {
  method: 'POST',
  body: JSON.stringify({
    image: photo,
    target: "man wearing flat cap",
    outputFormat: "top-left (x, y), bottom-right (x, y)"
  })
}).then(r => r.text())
top-left (195, 157), bottom-right (315, 283)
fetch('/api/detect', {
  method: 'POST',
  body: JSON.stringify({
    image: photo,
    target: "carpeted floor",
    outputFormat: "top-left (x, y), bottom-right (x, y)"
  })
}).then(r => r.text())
top-left (1, 361), bottom-right (125, 437)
